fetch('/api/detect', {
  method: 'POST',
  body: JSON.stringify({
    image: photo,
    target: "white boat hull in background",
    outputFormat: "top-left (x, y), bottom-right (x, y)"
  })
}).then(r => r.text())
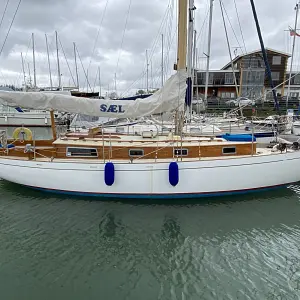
top-left (293, 122), bottom-right (300, 136)
top-left (0, 151), bottom-right (299, 198)
top-left (0, 112), bottom-right (51, 127)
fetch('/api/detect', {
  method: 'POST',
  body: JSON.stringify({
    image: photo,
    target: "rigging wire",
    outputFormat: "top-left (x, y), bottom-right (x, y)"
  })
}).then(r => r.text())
top-left (115, 0), bottom-right (132, 76)
top-left (233, 0), bottom-right (247, 53)
top-left (219, 0), bottom-right (239, 96)
top-left (220, 0), bottom-right (244, 55)
top-left (58, 37), bottom-right (76, 87)
top-left (0, 0), bottom-right (22, 57)
top-left (121, 0), bottom-right (175, 96)
top-left (76, 45), bottom-right (92, 91)
top-left (0, 0), bottom-right (10, 32)
top-left (87, 0), bottom-right (110, 72)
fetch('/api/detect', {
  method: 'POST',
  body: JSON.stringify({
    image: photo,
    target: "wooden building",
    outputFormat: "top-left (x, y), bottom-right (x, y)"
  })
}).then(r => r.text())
top-left (194, 48), bottom-right (291, 103)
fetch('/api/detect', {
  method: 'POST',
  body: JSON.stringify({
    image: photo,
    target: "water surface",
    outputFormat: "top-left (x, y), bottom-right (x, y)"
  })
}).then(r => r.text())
top-left (0, 181), bottom-right (300, 299)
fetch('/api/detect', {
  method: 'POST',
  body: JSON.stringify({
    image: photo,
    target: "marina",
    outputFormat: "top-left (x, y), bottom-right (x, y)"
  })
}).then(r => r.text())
top-left (1, 0), bottom-right (300, 298)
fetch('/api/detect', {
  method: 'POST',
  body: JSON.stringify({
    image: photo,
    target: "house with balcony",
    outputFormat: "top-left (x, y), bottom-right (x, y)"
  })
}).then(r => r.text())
top-left (194, 48), bottom-right (291, 105)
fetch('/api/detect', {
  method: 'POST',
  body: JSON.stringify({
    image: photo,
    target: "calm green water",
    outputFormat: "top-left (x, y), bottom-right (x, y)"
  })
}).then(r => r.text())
top-left (1, 181), bottom-right (300, 300)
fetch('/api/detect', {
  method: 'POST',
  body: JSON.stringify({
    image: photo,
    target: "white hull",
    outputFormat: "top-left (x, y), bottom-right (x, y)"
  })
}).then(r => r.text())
top-left (0, 151), bottom-right (299, 198)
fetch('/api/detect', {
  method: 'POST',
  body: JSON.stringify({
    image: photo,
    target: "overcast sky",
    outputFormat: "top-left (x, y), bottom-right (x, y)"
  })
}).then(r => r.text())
top-left (0, 0), bottom-right (298, 95)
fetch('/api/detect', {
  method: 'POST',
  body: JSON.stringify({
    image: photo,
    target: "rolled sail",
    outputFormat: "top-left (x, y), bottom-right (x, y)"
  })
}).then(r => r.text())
top-left (0, 70), bottom-right (187, 118)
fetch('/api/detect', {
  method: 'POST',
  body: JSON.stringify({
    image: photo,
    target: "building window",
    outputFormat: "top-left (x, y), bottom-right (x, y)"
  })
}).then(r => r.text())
top-left (294, 74), bottom-right (300, 85)
top-left (290, 92), bottom-right (299, 98)
top-left (66, 148), bottom-right (98, 157)
top-left (272, 56), bottom-right (281, 65)
top-left (129, 149), bottom-right (144, 157)
top-left (174, 149), bottom-right (188, 156)
top-left (221, 92), bottom-right (236, 99)
top-left (222, 147), bottom-right (236, 155)
top-left (271, 72), bottom-right (280, 81)
top-left (225, 73), bottom-right (234, 84)
top-left (205, 73), bottom-right (214, 85)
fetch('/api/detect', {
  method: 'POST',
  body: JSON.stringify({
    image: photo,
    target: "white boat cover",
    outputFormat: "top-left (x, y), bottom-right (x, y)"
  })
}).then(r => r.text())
top-left (0, 70), bottom-right (187, 118)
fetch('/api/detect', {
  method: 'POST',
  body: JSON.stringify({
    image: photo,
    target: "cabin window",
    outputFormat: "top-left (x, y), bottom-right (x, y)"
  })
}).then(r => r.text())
top-left (129, 149), bottom-right (144, 157)
top-left (222, 147), bottom-right (236, 155)
top-left (174, 149), bottom-right (188, 156)
top-left (66, 147), bottom-right (98, 157)
top-left (272, 56), bottom-right (281, 65)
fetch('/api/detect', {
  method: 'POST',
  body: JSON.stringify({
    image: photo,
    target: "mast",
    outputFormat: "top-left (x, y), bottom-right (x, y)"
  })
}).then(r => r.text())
top-left (186, 0), bottom-right (196, 121)
top-left (45, 34), bottom-right (53, 90)
top-left (286, 1), bottom-right (300, 108)
top-left (86, 69), bottom-right (89, 93)
top-left (175, 0), bottom-right (188, 136)
top-left (73, 42), bottom-right (79, 91)
top-left (161, 34), bottom-right (164, 87)
top-left (55, 31), bottom-right (62, 90)
top-left (114, 72), bottom-right (117, 94)
top-left (146, 49), bottom-right (149, 93)
top-left (204, 0), bottom-right (214, 106)
top-left (32, 33), bottom-right (37, 88)
top-left (21, 52), bottom-right (26, 91)
top-left (249, 0), bottom-right (280, 113)
top-left (98, 66), bottom-right (101, 98)
top-left (27, 63), bottom-right (32, 87)
top-left (192, 29), bottom-right (197, 115)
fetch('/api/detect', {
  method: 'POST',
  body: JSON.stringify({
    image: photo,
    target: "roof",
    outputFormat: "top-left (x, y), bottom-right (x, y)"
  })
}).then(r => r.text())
top-left (221, 48), bottom-right (291, 70)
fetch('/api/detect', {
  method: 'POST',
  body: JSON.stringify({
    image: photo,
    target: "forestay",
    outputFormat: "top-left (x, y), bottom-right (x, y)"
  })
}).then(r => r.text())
top-left (0, 70), bottom-right (187, 118)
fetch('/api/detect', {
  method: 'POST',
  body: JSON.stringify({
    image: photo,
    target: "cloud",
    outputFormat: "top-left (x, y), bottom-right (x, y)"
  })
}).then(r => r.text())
top-left (0, 0), bottom-right (297, 95)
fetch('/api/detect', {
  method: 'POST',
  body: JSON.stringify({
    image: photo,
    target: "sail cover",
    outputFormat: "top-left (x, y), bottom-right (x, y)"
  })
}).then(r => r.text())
top-left (0, 70), bottom-right (187, 118)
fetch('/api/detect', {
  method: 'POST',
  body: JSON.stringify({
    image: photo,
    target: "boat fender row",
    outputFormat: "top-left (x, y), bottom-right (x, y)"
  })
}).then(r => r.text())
top-left (104, 162), bottom-right (180, 187)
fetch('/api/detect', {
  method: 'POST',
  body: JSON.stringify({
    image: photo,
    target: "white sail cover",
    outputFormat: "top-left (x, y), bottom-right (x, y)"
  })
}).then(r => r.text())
top-left (0, 70), bottom-right (187, 118)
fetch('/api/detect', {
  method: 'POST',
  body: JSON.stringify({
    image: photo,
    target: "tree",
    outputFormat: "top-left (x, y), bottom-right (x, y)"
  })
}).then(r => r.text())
top-left (136, 89), bottom-right (145, 95)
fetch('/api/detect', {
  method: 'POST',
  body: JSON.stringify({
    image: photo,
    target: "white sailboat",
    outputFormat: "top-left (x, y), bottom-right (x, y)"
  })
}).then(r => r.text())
top-left (0, 0), bottom-right (299, 199)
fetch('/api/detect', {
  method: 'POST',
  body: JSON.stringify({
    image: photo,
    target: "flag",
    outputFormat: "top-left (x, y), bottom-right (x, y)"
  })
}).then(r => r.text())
top-left (289, 26), bottom-right (300, 37)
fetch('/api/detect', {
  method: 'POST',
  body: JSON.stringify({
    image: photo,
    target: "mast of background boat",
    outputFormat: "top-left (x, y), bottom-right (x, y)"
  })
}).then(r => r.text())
top-left (186, 0), bottom-right (196, 123)
top-left (174, 0), bottom-right (188, 136)
top-left (55, 31), bottom-right (62, 90)
top-left (286, 2), bottom-right (300, 108)
top-left (98, 66), bottom-right (102, 98)
top-left (45, 34), bottom-right (53, 90)
top-left (204, 0), bottom-right (214, 108)
top-left (146, 49), bottom-right (149, 93)
top-left (161, 34), bottom-right (164, 87)
top-left (73, 42), bottom-right (79, 91)
top-left (32, 33), bottom-right (37, 89)
top-left (27, 63), bottom-right (32, 87)
top-left (21, 52), bottom-right (26, 91)
top-left (191, 29), bottom-right (197, 120)
top-left (249, 0), bottom-right (280, 114)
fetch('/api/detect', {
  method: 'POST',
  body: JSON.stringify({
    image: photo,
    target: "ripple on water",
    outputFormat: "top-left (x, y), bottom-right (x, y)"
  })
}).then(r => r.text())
top-left (0, 182), bottom-right (299, 299)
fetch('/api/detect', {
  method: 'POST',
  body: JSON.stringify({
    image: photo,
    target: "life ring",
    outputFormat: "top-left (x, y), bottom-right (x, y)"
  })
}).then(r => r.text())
top-left (12, 127), bottom-right (33, 141)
